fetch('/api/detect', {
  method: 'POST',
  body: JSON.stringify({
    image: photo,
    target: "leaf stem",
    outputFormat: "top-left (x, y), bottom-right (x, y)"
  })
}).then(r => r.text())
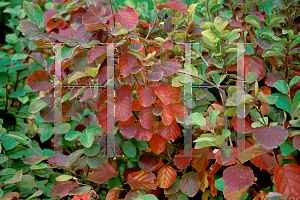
top-left (145, 0), bottom-right (160, 39)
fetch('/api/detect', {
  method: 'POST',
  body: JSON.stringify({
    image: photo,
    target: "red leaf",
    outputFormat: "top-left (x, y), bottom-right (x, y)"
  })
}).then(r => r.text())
top-left (169, 86), bottom-right (180, 104)
top-left (293, 136), bottom-right (300, 150)
top-left (138, 152), bottom-right (161, 172)
top-left (239, 55), bottom-right (266, 81)
top-left (51, 181), bottom-right (78, 197)
top-left (132, 99), bottom-right (144, 111)
top-left (274, 163), bottom-right (300, 199)
top-left (87, 45), bottom-right (106, 63)
top-left (179, 172), bottom-right (200, 197)
top-left (43, 9), bottom-right (60, 25)
top-left (136, 85), bottom-right (156, 107)
top-left (265, 71), bottom-right (285, 87)
top-left (152, 106), bottom-right (163, 116)
top-left (157, 166), bottom-right (177, 188)
top-left (140, 107), bottom-right (155, 129)
top-left (115, 96), bottom-right (132, 121)
top-left (127, 170), bottom-right (158, 190)
top-left (118, 116), bottom-right (137, 130)
top-left (149, 45), bottom-right (160, 54)
top-left (160, 104), bottom-right (175, 125)
top-left (87, 161), bottom-right (118, 184)
top-left (223, 164), bottom-right (254, 192)
top-left (151, 83), bottom-right (171, 105)
top-left (73, 190), bottom-right (99, 200)
top-left (135, 122), bottom-right (154, 141)
top-left (158, 120), bottom-right (180, 140)
top-left (105, 188), bottom-right (120, 200)
top-left (223, 186), bottom-right (249, 200)
top-left (17, 20), bottom-right (44, 40)
top-left (139, 19), bottom-right (158, 27)
top-left (261, 103), bottom-right (270, 114)
top-left (250, 153), bottom-right (274, 170)
top-left (82, 13), bottom-right (106, 32)
top-left (150, 134), bottom-right (166, 154)
top-left (253, 125), bottom-right (287, 149)
top-left (231, 116), bottom-right (253, 133)
top-left (215, 149), bottom-right (237, 166)
top-left (170, 103), bottom-right (185, 116)
top-left (115, 7), bottom-right (138, 30)
top-left (118, 54), bottom-right (138, 77)
top-left (152, 59), bottom-right (181, 77)
top-left (191, 148), bottom-right (211, 171)
top-left (120, 125), bottom-right (136, 139)
top-left (162, 40), bottom-right (173, 50)
top-left (174, 150), bottom-right (192, 170)
top-left (156, 0), bottom-right (188, 15)
top-left (27, 69), bottom-right (53, 92)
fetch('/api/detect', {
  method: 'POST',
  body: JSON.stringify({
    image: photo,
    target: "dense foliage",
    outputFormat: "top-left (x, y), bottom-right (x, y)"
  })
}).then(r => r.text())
top-left (0, 0), bottom-right (300, 199)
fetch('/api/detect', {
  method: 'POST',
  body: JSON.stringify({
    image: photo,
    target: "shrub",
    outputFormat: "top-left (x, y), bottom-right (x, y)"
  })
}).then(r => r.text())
top-left (0, 0), bottom-right (300, 199)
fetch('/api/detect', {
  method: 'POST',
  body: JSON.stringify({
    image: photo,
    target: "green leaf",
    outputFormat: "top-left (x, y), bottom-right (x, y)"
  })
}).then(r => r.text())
top-left (79, 131), bottom-right (94, 148)
top-left (5, 33), bottom-right (18, 44)
top-left (248, 19), bottom-right (261, 30)
top-left (144, 194), bottom-right (159, 200)
top-left (0, 72), bottom-right (8, 87)
top-left (209, 110), bottom-right (220, 127)
top-left (55, 175), bottom-right (73, 182)
top-left (27, 190), bottom-right (43, 200)
top-left (121, 140), bottom-right (136, 158)
top-left (268, 93), bottom-right (291, 113)
top-left (194, 134), bottom-right (216, 149)
top-left (23, 1), bottom-right (44, 28)
top-left (66, 149), bottom-right (84, 168)
top-left (263, 50), bottom-right (285, 57)
top-left (0, 2), bottom-right (10, 7)
top-left (40, 132), bottom-right (53, 143)
top-left (196, 89), bottom-right (206, 100)
top-left (186, 113), bottom-right (206, 127)
top-left (215, 177), bottom-right (226, 191)
top-left (8, 64), bottom-right (28, 74)
top-left (245, 72), bottom-right (258, 84)
top-left (220, 145), bottom-right (234, 163)
top-left (17, 20), bottom-right (44, 40)
top-left (52, 123), bottom-right (71, 134)
top-left (11, 54), bottom-right (28, 61)
top-left (84, 143), bottom-right (100, 156)
top-left (85, 66), bottom-right (100, 78)
top-left (214, 16), bottom-right (224, 32)
top-left (289, 76), bottom-right (300, 87)
top-left (28, 99), bottom-right (48, 113)
top-left (65, 131), bottom-right (82, 141)
top-left (3, 169), bottom-right (23, 185)
top-left (274, 80), bottom-right (289, 94)
top-left (268, 17), bottom-right (285, 26)
top-left (280, 141), bottom-right (296, 156)
top-left (62, 45), bottom-right (78, 60)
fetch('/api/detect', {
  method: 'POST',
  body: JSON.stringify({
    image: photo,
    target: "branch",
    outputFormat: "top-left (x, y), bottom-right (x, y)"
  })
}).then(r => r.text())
top-left (177, 70), bottom-right (229, 132)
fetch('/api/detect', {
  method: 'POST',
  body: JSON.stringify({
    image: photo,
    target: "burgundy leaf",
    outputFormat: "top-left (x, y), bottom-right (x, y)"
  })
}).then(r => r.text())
top-left (115, 7), bottom-right (138, 30)
top-left (253, 125), bottom-right (287, 149)
top-left (27, 69), bottom-right (53, 92)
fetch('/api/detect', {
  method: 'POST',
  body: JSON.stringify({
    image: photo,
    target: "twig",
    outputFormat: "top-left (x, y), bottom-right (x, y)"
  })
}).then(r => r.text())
top-left (145, 0), bottom-right (160, 39)
top-left (191, 47), bottom-right (229, 131)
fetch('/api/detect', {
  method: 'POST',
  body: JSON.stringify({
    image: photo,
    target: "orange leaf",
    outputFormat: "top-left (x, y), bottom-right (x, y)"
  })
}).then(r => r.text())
top-left (157, 166), bottom-right (177, 188)
top-left (127, 170), bottom-right (158, 190)
top-left (151, 83), bottom-right (171, 105)
top-left (191, 148), bottom-right (211, 171)
top-left (150, 134), bottom-right (166, 154)
top-left (223, 186), bottom-right (249, 200)
top-left (274, 163), bottom-right (300, 199)
top-left (158, 120), bottom-right (180, 140)
top-left (105, 188), bottom-right (120, 200)
top-left (160, 104), bottom-right (175, 125)
top-left (173, 150), bottom-right (192, 170)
